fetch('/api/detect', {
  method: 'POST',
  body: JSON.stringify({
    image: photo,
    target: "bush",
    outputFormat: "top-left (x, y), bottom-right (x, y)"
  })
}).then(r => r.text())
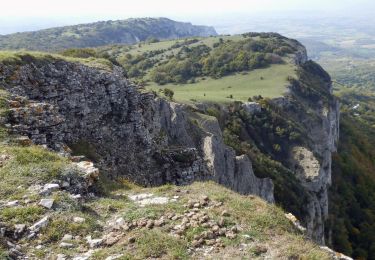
top-left (162, 88), bottom-right (174, 100)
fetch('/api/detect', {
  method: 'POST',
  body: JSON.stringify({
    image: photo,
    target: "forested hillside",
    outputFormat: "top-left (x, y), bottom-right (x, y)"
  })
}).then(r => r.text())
top-left (0, 18), bottom-right (217, 51)
top-left (328, 91), bottom-right (375, 259)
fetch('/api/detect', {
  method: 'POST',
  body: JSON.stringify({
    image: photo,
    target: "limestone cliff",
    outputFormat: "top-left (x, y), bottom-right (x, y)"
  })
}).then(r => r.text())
top-left (1, 57), bottom-right (274, 204)
top-left (286, 59), bottom-right (340, 244)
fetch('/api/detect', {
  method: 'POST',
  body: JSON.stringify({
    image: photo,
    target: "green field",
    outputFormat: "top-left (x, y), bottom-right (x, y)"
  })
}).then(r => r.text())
top-left (147, 63), bottom-right (295, 104)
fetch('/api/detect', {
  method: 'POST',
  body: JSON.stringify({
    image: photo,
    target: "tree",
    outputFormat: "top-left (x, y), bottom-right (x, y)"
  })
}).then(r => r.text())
top-left (163, 88), bottom-right (174, 100)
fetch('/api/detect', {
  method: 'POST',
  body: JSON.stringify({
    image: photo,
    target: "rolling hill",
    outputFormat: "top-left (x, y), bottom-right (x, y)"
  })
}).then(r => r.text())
top-left (0, 18), bottom-right (217, 51)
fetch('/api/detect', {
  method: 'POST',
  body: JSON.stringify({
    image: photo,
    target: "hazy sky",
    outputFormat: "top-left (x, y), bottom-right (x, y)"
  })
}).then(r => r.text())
top-left (1, 0), bottom-right (374, 34)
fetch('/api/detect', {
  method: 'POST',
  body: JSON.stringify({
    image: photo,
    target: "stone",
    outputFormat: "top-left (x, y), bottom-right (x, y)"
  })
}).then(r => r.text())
top-left (200, 215), bottom-right (209, 223)
top-left (253, 245), bottom-right (268, 255)
top-left (231, 226), bottom-right (238, 233)
top-left (212, 225), bottom-right (220, 233)
top-left (128, 236), bottom-right (136, 243)
top-left (86, 236), bottom-right (103, 248)
top-left (60, 242), bottom-right (74, 248)
top-left (171, 215), bottom-right (181, 221)
top-left (192, 239), bottom-right (203, 248)
top-left (15, 136), bottom-right (32, 146)
top-left (62, 181), bottom-right (70, 188)
top-left (319, 246), bottom-right (353, 260)
top-left (70, 194), bottom-right (82, 199)
top-left (218, 217), bottom-right (225, 227)
top-left (202, 223), bottom-right (210, 228)
top-left (166, 213), bottom-right (175, 219)
top-left (29, 216), bottom-right (49, 232)
top-left (0, 154), bottom-right (11, 168)
top-left (62, 234), bottom-right (73, 241)
top-left (115, 217), bottom-right (125, 226)
top-left (187, 200), bottom-right (195, 209)
top-left (206, 239), bottom-right (216, 246)
top-left (206, 230), bottom-right (215, 239)
top-left (193, 203), bottom-right (201, 208)
top-left (225, 231), bottom-right (236, 239)
top-left (57, 254), bottom-right (67, 260)
top-left (40, 183), bottom-right (60, 195)
top-left (14, 224), bottom-right (26, 235)
top-left (72, 249), bottom-right (96, 260)
top-left (137, 219), bottom-right (147, 227)
top-left (9, 248), bottom-right (24, 258)
top-left (6, 200), bottom-right (19, 207)
top-left (75, 161), bottom-right (100, 182)
top-left (154, 218), bottom-right (165, 227)
top-left (105, 255), bottom-right (124, 260)
top-left (221, 210), bottom-right (230, 217)
top-left (73, 217), bottom-right (86, 223)
top-left (202, 195), bottom-right (209, 201)
top-left (39, 198), bottom-right (54, 209)
top-left (129, 193), bottom-right (169, 206)
top-left (9, 100), bottom-right (21, 108)
top-left (242, 102), bottom-right (262, 114)
top-left (104, 233), bottom-right (120, 246)
top-left (285, 213), bottom-right (306, 232)
top-left (214, 202), bottom-right (223, 207)
top-left (146, 220), bottom-right (154, 229)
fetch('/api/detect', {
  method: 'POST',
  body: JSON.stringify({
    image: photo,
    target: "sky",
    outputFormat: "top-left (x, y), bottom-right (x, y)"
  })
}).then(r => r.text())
top-left (1, 0), bottom-right (374, 34)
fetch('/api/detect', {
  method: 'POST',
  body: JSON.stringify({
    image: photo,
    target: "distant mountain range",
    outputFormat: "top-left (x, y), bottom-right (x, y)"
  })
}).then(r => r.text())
top-left (0, 17), bottom-right (217, 51)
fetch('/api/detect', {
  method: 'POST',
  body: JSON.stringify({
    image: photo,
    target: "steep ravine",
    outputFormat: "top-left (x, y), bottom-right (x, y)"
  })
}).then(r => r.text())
top-left (1, 49), bottom-right (339, 244)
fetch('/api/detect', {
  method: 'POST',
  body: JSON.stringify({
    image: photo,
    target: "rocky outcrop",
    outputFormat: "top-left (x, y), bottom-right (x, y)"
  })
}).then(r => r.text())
top-left (1, 58), bottom-right (273, 203)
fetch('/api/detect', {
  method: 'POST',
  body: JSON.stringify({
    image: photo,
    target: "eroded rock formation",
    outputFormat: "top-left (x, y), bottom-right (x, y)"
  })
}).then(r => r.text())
top-left (1, 59), bottom-right (274, 204)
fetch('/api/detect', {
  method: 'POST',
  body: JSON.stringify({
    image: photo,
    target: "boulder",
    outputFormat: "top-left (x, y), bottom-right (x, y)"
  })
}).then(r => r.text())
top-left (39, 199), bottom-right (54, 209)
top-left (29, 216), bottom-right (49, 232)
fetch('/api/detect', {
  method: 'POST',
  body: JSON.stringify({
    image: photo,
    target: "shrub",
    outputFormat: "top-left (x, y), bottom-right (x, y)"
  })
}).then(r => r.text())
top-left (162, 88), bottom-right (174, 100)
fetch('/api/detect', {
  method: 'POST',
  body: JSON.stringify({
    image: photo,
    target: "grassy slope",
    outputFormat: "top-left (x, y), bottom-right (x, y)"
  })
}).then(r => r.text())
top-left (148, 63), bottom-right (295, 104)
top-left (126, 35), bottom-right (244, 55)
top-left (0, 149), bottom-right (330, 259)
top-left (118, 34), bottom-right (296, 103)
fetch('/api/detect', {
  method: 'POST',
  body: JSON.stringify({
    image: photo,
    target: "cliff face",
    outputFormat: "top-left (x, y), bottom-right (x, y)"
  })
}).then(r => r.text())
top-left (1, 58), bottom-right (274, 203)
top-left (286, 59), bottom-right (340, 244)
top-left (268, 56), bottom-right (339, 243)
top-left (0, 45), bottom-right (339, 244)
